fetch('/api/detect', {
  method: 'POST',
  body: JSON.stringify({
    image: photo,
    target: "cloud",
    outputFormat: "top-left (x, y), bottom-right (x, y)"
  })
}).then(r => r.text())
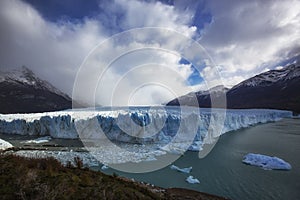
top-left (73, 29), bottom-right (199, 106)
top-left (0, 0), bottom-right (108, 95)
top-left (2, 0), bottom-right (299, 105)
top-left (199, 0), bottom-right (300, 86)
top-left (0, 0), bottom-right (198, 105)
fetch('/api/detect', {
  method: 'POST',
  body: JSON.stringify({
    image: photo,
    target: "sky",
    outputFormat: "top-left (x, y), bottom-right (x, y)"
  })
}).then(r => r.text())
top-left (0, 0), bottom-right (299, 106)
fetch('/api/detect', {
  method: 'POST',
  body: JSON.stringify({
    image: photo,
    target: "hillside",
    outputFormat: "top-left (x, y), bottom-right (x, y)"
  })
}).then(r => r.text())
top-left (0, 154), bottom-right (227, 200)
top-left (167, 64), bottom-right (300, 113)
top-left (0, 66), bottom-right (72, 114)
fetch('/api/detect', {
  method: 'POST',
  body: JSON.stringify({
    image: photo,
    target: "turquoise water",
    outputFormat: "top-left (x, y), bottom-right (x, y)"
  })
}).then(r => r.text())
top-left (94, 118), bottom-right (300, 200)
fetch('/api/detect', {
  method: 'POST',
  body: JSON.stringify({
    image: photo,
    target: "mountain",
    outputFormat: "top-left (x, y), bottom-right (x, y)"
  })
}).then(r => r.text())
top-left (0, 66), bottom-right (72, 114)
top-left (167, 64), bottom-right (300, 113)
top-left (226, 64), bottom-right (300, 112)
top-left (167, 85), bottom-right (229, 107)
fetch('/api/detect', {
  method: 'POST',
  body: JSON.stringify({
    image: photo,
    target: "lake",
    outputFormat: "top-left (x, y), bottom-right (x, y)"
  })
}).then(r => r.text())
top-left (93, 118), bottom-right (300, 200)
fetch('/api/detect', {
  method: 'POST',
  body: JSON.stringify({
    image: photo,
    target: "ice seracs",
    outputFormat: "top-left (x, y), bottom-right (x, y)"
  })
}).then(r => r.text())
top-left (186, 176), bottom-right (200, 184)
top-left (0, 107), bottom-right (292, 154)
top-left (170, 165), bottom-right (192, 173)
top-left (242, 153), bottom-right (292, 170)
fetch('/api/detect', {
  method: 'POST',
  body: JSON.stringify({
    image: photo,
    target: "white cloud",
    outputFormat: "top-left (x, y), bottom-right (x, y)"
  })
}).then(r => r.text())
top-left (200, 0), bottom-right (300, 87)
top-left (0, 0), bottom-right (198, 105)
top-left (2, 0), bottom-right (299, 105)
top-left (0, 0), bottom-right (108, 95)
top-left (73, 33), bottom-right (198, 106)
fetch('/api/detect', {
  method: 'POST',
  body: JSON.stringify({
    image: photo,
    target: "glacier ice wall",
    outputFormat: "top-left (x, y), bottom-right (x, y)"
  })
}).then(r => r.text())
top-left (0, 107), bottom-right (292, 151)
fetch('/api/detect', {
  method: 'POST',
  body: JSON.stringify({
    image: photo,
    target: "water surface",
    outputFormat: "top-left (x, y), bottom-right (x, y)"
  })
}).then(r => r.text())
top-left (95, 118), bottom-right (300, 200)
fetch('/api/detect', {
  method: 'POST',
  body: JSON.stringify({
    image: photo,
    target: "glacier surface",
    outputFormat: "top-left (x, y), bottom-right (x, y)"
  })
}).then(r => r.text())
top-left (242, 153), bottom-right (292, 170)
top-left (0, 107), bottom-right (292, 153)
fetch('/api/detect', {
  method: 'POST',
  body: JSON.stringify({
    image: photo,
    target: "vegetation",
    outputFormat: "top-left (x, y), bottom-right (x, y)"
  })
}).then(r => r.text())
top-left (0, 154), bottom-right (161, 200)
top-left (0, 154), bottom-right (227, 200)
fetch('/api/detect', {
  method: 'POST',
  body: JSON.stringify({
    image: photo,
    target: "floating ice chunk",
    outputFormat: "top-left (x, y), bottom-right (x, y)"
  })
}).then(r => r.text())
top-left (291, 114), bottom-right (300, 119)
top-left (0, 138), bottom-right (13, 150)
top-left (101, 165), bottom-right (109, 170)
top-left (170, 165), bottom-right (192, 173)
top-left (22, 136), bottom-right (52, 144)
top-left (242, 153), bottom-right (292, 170)
top-left (186, 176), bottom-right (200, 184)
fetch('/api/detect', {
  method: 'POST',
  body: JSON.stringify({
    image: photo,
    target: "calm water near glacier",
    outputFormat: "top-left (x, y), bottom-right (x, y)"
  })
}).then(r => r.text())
top-left (95, 118), bottom-right (300, 200)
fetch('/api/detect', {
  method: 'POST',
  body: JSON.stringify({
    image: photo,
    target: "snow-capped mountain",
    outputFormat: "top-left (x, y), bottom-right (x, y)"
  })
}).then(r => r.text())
top-left (231, 64), bottom-right (300, 89)
top-left (0, 66), bottom-right (72, 114)
top-left (167, 64), bottom-right (300, 113)
top-left (195, 85), bottom-right (229, 96)
top-left (167, 85), bottom-right (229, 107)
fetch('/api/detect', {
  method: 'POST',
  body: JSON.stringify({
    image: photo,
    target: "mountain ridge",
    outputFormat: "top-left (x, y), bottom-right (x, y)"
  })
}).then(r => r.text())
top-left (0, 66), bottom-right (72, 114)
top-left (167, 64), bottom-right (300, 113)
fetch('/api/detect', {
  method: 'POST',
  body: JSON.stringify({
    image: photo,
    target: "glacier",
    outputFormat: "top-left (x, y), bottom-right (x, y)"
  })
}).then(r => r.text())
top-left (0, 107), bottom-right (293, 170)
top-left (0, 107), bottom-right (292, 153)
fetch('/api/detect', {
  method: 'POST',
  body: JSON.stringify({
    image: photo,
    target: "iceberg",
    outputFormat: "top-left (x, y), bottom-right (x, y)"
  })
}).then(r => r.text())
top-left (170, 165), bottom-right (192, 173)
top-left (101, 165), bottom-right (109, 170)
top-left (0, 107), bottom-right (292, 153)
top-left (186, 176), bottom-right (200, 184)
top-left (0, 138), bottom-right (13, 150)
top-left (291, 114), bottom-right (300, 119)
top-left (21, 136), bottom-right (52, 144)
top-left (242, 153), bottom-right (292, 170)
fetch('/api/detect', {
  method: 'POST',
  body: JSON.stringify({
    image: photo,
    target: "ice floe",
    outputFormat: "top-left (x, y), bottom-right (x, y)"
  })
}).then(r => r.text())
top-left (186, 176), bottom-right (200, 184)
top-left (0, 138), bottom-right (13, 150)
top-left (170, 165), bottom-right (192, 173)
top-left (242, 153), bottom-right (292, 170)
top-left (101, 165), bottom-right (109, 170)
top-left (21, 136), bottom-right (52, 144)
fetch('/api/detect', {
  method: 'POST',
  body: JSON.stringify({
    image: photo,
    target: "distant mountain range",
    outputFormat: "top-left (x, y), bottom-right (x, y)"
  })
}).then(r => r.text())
top-left (1, 63), bottom-right (299, 114)
top-left (167, 64), bottom-right (300, 113)
top-left (0, 66), bottom-right (72, 114)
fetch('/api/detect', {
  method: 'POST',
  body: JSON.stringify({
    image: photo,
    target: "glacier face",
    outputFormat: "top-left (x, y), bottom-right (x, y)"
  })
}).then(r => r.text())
top-left (0, 107), bottom-right (292, 152)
